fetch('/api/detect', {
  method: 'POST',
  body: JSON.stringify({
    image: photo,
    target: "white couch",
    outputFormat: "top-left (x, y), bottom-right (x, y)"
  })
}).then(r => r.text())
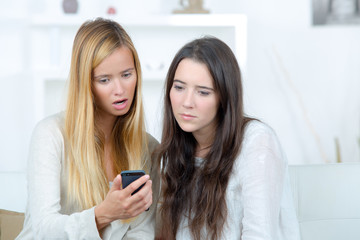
top-left (289, 163), bottom-right (360, 240)
top-left (2, 164), bottom-right (360, 239)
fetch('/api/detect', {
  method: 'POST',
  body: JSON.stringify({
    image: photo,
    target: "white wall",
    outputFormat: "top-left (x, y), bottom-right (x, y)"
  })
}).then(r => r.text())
top-left (1, 0), bottom-right (360, 212)
top-left (208, 0), bottom-right (360, 164)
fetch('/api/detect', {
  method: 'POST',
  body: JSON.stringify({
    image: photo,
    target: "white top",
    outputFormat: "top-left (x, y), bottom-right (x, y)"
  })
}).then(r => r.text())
top-left (16, 113), bottom-right (160, 240)
top-left (176, 121), bottom-right (301, 240)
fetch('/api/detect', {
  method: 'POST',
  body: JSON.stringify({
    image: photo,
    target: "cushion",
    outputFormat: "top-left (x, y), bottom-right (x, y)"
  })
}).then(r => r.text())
top-left (0, 209), bottom-right (24, 240)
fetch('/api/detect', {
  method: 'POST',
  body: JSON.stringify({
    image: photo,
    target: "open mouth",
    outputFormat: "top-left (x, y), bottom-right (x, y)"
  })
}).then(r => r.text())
top-left (114, 99), bottom-right (126, 105)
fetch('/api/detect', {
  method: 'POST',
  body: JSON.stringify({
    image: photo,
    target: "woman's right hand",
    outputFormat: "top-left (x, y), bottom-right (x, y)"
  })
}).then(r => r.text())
top-left (94, 174), bottom-right (153, 231)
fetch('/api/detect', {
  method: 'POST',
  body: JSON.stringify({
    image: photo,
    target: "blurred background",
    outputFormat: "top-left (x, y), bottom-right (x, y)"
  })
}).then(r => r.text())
top-left (0, 0), bottom-right (359, 212)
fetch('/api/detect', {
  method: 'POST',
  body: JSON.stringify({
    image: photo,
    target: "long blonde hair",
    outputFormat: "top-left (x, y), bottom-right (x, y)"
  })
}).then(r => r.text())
top-left (64, 18), bottom-right (147, 209)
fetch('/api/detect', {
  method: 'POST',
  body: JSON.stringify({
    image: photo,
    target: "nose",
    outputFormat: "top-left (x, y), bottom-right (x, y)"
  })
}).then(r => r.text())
top-left (113, 78), bottom-right (125, 95)
top-left (182, 90), bottom-right (194, 109)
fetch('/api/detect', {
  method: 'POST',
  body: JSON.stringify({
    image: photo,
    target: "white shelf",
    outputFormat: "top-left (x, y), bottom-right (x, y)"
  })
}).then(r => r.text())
top-left (30, 14), bottom-right (246, 27)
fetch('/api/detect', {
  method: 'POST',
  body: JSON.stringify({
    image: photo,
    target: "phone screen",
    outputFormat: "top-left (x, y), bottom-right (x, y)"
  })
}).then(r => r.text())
top-left (121, 170), bottom-right (146, 195)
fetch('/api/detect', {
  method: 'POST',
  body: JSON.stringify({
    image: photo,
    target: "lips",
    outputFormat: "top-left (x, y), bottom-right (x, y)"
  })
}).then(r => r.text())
top-left (180, 113), bottom-right (196, 120)
top-left (113, 99), bottom-right (126, 105)
top-left (112, 99), bottom-right (127, 110)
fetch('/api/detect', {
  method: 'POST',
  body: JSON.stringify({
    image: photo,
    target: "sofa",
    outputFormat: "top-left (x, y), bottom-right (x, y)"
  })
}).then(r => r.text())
top-left (0, 209), bottom-right (24, 240)
top-left (1, 163), bottom-right (360, 240)
top-left (289, 163), bottom-right (360, 240)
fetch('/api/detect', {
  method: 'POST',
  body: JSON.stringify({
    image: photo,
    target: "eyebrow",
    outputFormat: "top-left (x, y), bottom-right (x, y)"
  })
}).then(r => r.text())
top-left (94, 67), bottom-right (135, 79)
top-left (93, 74), bottom-right (109, 80)
top-left (173, 79), bottom-right (214, 91)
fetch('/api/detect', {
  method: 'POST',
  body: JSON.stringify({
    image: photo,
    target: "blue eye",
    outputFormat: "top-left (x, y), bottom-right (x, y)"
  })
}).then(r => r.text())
top-left (99, 78), bottom-right (110, 83)
top-left (199, 90), bottom-right (210, 96)
top-left (174, 85), bottom-right (184, 91)
top-left (122, 72), bottom-right (132, 78)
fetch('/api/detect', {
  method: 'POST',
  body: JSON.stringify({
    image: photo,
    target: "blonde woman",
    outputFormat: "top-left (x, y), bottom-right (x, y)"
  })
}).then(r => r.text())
top-left (16, 18), bottom-right (159, 239)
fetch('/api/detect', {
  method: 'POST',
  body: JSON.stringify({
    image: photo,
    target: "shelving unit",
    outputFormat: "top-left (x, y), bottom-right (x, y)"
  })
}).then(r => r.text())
top-left (29, 14), bottom-right (247, 140)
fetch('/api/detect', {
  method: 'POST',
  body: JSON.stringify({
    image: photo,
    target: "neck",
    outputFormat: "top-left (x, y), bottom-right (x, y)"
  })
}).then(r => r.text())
top-left (194, 134), bottom-right (214, 158)
top-left (96, 114), bottom-right (116, 143)
top-left (95, 113), bottom-right (117, 181)
top-left (195, 144), bottom-right (212, 158)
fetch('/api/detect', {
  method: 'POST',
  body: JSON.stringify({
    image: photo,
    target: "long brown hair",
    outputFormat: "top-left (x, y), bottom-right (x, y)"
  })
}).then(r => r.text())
top-left (64, 18), bottom-right (147, 209)
top-left (157, 36), bottom-right (253, 239)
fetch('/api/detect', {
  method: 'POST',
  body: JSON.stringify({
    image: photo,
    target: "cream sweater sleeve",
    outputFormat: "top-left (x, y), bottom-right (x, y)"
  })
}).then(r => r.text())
top-left (21, 114), bottom-right (101, 239)
top-left (239, 121), bottom-right (300, 240)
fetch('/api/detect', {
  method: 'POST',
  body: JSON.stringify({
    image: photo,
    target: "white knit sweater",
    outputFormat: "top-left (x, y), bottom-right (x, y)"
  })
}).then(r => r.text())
top-left (176, 121), bottom-right (301, 240)
top-left (16, 113), bottom-right (159, 240)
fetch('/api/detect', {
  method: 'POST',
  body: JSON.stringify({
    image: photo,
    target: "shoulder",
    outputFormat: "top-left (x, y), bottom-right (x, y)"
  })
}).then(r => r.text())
top-left (240, 120), bottom-right (285, 164)
top-left (34, 112), bottom-right (64, 131)
top-left (244, 120), bottom-right (276, 139)
top-left (146, 133), bottom-right (159, 152)
top-left (242, 120), bottom-right (280, 149)
top-left (234, 120), bottom-right (287, 181)
top-left (31, 112), bottom-right (65, 143)
top-left (28, 113), bottom-right (66, 168)
top-left (144, 133), bottom-right (160, 171)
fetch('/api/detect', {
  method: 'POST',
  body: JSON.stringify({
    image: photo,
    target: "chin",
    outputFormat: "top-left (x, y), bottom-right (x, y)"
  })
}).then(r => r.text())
top-left (178, 125), bottom-right (197, 133)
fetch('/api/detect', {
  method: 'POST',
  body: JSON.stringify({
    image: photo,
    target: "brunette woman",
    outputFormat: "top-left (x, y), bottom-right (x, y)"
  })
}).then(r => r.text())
top-left (156, 36), bottom-right (300, 240)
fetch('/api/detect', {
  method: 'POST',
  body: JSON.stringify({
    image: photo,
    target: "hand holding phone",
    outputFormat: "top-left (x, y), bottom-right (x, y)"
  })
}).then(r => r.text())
top-left (96, 171), bottom-right (151, 225)
top-left (121, 170), bottom-right (146, 195)
top-left (121, 170), bottom-right (150, 211)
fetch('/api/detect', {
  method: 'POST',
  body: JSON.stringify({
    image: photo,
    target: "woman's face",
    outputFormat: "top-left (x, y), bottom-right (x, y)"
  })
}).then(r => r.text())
top-left (92, 46), bottom-right (137, 121)
top-left (170, 58), bottom-right (219, 139)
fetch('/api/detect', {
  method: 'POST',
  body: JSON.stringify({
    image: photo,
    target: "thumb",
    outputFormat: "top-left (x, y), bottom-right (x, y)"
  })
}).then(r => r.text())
top-left (110, 174), bottom-right (122, 191)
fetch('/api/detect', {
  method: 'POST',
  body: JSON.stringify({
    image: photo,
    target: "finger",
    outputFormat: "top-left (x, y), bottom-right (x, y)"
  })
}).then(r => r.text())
top-left (110, 174), bottom-right (122, 192)
top-left (128, 196), bottom-right (152, 217)
top-left (131, 187), bottom-right (153, 214)
top-left (130, 180), bottom-right (152, 207)
top-left (131, 179), bottom-right (152, 197)
top-left (142, 181), bottom-right (153, 211)
top-left (132, 197), bottom-right (153, 216)
top-left (123, 175), bottom-right (150, 195)
top-left (125, 182), bottom-right (153, 217)
top-left (144, 192), bottom-right (153, 211)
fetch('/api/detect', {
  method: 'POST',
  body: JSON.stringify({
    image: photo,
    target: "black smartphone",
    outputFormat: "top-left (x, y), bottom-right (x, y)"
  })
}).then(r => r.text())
top-left (121, 170), bottom-right (146, 195)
